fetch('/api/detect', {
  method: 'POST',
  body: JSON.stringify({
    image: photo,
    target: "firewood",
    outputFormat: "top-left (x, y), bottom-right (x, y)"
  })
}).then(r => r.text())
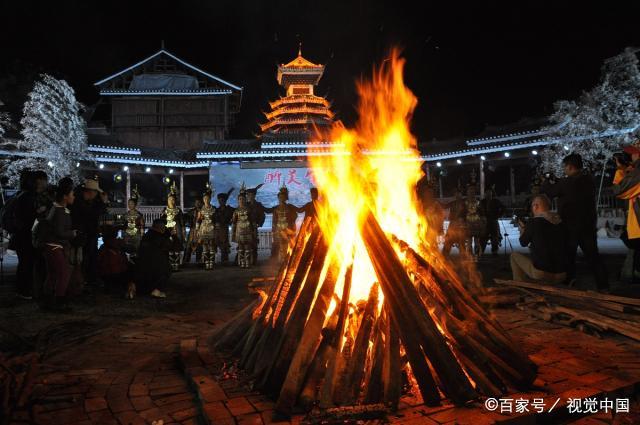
top-left (261, 234), bottom-right (328, 394)
top-left (382, 306), bottom-right (401, 409)
top-left (276, 259), bottom-right (340, 414)
top-left (299, 312), bottom-right (340, 409)
top-left (362, 211), bottom-right (477, 405)
top-left (364, 315), bottom-right (385, 404)
top-left (252, 225), bottom-right (323, 381)
top-left (319, 260), bottom-right (354, 408)
top-left (494, 279), bottom-right (640, 308)
top-left (341, 283), bottom-right (379, 405)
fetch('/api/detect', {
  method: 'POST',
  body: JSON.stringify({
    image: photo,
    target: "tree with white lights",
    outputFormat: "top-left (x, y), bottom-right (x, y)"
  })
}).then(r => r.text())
top-left (541, 48), bottom-right (640, 176)
top-left (1, 74), bottom-right (93, 186)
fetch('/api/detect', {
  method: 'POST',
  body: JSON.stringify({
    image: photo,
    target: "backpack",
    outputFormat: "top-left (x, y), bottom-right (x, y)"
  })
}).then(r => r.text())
top-left (0, 193), bottom-right (21, 234)
top-left (32, 207), bottom-right (54, 249)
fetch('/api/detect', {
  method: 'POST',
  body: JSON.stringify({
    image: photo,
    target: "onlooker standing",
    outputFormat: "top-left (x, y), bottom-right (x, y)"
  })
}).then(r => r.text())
top-left (42, 178), bottom-right (77, 311)
top-left (511, 194), bottom-right (568, 284)
top-left (480, 188), bottom-right (505, 256)
top-left (10, 171), bottom-right (38, 299)
top-left (442, 188), bottom-right (467, 255)
top-left (135, 218), bottom-right (171, 298)
top-left (542, 154), bottom-right (608, 290)
top-left (71, 178), bottom-right (108, 284)
top-left (612, 141), bottom-right (640, 282)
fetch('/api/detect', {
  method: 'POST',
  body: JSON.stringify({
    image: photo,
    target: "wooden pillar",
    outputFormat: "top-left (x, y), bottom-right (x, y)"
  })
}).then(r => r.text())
top-left (125, 169), bottom-right (131, 201)
top-left (479, 159), bottom-right (485, 199)
top-left (438, 175), bottom-right (444, 199)
top-left (180, 171), bottom-right (185, 210)
top-left (509, 166), bottom-right (516, 206)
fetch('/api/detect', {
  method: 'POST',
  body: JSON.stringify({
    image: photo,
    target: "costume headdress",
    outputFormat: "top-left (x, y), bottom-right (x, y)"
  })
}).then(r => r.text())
top-left (238, 182), bottom-right (247, 199)
top-left (168, 181), bottom-right (178, 198)
top-left (278, 184), bottom-right (289, 200)
top-left (130, 185), bottom-right (140, 202)
top-left (217, 188), bottom-right (234, 201)
top-left (203, 182), bottom-right (213, 197)
top-left (246, 183), bottom-right (264, 195)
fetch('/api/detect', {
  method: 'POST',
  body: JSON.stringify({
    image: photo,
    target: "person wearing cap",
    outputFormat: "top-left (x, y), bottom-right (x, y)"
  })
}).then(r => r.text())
top-left (246, 184), bottom-right (266, 265)
top-left (612, 141), bottom-right (640, 282)
top-left (213, 189), bottom-right (235, 265)
top-left (542, 153), bottom-right (608, 290)
top-left (71, 178), bottom-right (108, 285)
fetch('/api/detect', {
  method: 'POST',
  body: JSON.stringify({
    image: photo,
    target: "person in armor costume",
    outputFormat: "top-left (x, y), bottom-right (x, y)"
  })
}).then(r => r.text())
top-left (246, 184), bottom-right (266, 265)
top-left (232, 186), bottom-right (255, 268)
top-left (417, 179), bottom-right (444, 250)
top-left (183, 199), bottom-right (203, 264)
top-left (161, 183), bottom-right (186, 271)
top-left (197, 185), bottom-right (216, 270)
top-left (442, 188), bottom-right (467, 255)
top-left (296, 187), bottom-right (319, 219)
top-left (479, 187), bottom-right (505, 255)
top-left (464, 184), bottom-right (487, 258)
top-left (266, 185), bottom-right (298, 263)
top-left (214, 189), bottom-right (235, 264)
top-left (123, 186), bottom-right (145, 257)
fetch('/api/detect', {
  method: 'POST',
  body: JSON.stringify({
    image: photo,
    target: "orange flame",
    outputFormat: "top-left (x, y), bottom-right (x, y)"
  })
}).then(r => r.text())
top-left (309, 49), bottom-right (427, 304)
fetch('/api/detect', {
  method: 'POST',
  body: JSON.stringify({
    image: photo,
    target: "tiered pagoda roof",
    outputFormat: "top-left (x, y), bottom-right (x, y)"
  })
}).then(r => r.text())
top-left (260, 46), bottom-right (334, 136)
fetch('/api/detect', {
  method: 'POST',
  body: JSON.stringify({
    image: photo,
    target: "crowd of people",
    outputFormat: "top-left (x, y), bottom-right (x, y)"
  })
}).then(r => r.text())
top-left (6, 148), bottom-right (639, 309)
top-left (2, 171), bottom-right (319, 311)
top-left (419, 152), bottom-right (620, 292)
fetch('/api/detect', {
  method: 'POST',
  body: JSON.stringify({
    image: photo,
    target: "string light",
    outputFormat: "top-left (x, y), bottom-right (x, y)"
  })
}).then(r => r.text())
top-left (47, 161), bottom-right (54, 168)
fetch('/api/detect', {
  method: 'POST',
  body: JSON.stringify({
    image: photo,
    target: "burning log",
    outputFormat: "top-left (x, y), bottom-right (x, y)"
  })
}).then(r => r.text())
top-left (275, 259), bottom-right (340, 414)
top-left (361, 211), bottom-right (478, 405)
top-left (319, 259), bottom-right (354, 408)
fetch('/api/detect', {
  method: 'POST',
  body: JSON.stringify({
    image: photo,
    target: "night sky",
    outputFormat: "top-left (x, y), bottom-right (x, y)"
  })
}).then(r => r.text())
top-left (2, 1), bottom-right (640, 142)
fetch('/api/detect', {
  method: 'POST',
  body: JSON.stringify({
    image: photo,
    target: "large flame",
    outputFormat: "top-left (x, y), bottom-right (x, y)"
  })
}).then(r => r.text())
top-left (309, 49), bottom-right (428, 304)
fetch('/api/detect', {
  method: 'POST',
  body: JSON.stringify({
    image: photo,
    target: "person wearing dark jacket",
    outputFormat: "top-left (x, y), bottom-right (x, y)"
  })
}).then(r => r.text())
top-left (511, 194), bottom-right (567, 284)
top-left (135, 219), bottom-right (171, 298)
top-left (71, 178), bottom-right (108, 284)
top-left (541, 154), bottom-right (608, 290)
top-left (479, 189), bottom-right (505, 255)
top-left (10, 171), bottom-right (37, 299)
top-left (42, 178), bottom-right (77, 310)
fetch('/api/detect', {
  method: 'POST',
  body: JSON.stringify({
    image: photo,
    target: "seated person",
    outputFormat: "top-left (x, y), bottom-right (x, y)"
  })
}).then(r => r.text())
top-left (135, 218), bottom-right (171, 298)
top-left (97, 226), bottom-right (135, 298)
top-left (511, 194), bottom-right (567, 284)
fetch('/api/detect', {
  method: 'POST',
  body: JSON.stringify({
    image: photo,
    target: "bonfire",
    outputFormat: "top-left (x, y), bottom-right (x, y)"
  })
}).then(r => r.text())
top-left (212, 49), bottom-right (537, 416)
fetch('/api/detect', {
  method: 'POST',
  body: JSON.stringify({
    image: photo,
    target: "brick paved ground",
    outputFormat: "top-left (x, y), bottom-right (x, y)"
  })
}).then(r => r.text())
top-left (1, 254), bottom-right (639, 424)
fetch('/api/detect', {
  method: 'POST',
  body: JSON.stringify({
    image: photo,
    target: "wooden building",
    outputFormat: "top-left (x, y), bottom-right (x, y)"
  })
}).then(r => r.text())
top-left (92, 48), bottom-right (242, 150)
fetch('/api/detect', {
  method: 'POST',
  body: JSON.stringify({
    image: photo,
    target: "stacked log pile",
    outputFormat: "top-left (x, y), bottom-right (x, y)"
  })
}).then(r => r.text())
top-left (211, 215), bottom-right (537, 417)
top-left (493, 279), bottom-right (640, 341)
